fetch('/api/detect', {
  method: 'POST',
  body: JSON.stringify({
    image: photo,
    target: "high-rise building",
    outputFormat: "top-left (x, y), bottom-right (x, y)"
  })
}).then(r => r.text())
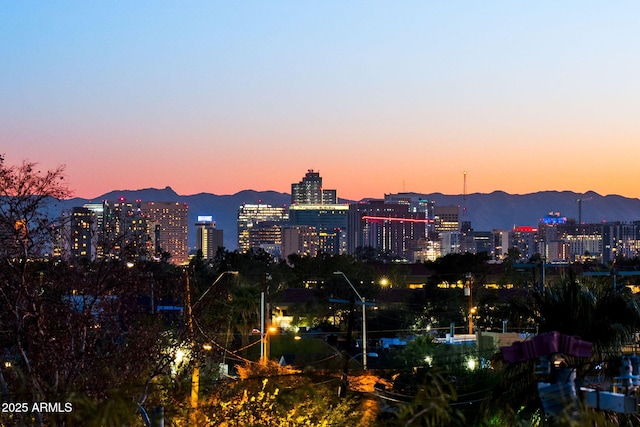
top-left (63, 199), bottom-right (188, 264)
top-left (288, 171), bottom-right (346, 255)
top-left (140, 201), bottom-right (189, 264)
top-left (195, 216), bottom-right (223, 260)
top-left (562, 223), bottom-right (602, 262)
top-left (384, 193), bottom-right (434, 238)
top-left (281, 225), bottom-right (319, 260)
top-left (69, 207), bottom-right (96, 260)
top-left (102, 198), bottom-right (150, 261)
top-left (602, 221), bottom-right (640, 263)
top-left (249, 221), bottom-right (283, 258)
top-left (440, 231), bottom-right (462, 256)
top-left (347, 200), bottom-right (428, 261)
top-left (288, 204), bottom-right (348, 255)
top-left (434, 205), bottom-right (460, 234)
top-left (508, 226), bottom-right (539, 261)
top-left (291, 170), bottom-right (337, 205)
top-left (83, 202), bottom-right (105, 258)
top-left (237, 203), bottom-right (288, 253)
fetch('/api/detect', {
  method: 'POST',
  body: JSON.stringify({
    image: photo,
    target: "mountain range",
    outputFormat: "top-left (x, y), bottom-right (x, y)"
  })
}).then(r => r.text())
top-left (56, 187), bottom-right (640, 251)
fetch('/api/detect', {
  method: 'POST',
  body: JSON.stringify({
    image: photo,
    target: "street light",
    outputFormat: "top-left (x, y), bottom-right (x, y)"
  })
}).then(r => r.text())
top-left (333, 271), bottom-right (368, 370)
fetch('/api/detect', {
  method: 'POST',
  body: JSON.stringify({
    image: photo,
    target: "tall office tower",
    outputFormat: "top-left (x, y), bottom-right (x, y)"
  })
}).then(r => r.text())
top-left (347, 200), bottom-right (428, 261)
top-left (384, 193), bottom-right (435, 214)
top-left (491, 229), bottom-right (510, 262)
top-left (434, 205), bottom-right (460, 235)
top-left (69, 207), bottom-right (96, 260)
top-left (288, 204), bottom-right (348, 255)
top-left (237, 203), bottom-right (288, 253)
top-left (384, 193), bottom-right (435, 238)
top-left (537, 212), bottom-right (569, 262)
top-left (140, 201), bottom-right (189, 264)
top-left (561, 223), bottom-right (602, 263)
top-left (248, 221), bottom-right (283, 258)
top-left (195, 216), bottom-right (224, 260)
top-left (508, 226), bottom-right (539, 262)
top-left (83, 202), bottom-right (105, 258)
top-left (102, 198), bottom-right (150, 261)
top-left (602, 221), bottom-right (640, 264)
top-left (291, 170), bottom-right (337, 205)
top-left (440, 231), bottom-right (462, 256)
top-left (281, 225), bottom-right (319, 261)
top-left (289, 170), bottom-right (345, 254)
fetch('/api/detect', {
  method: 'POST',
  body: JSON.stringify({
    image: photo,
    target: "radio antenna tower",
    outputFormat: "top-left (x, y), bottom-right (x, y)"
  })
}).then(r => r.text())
top-left (462, 171), bottom-right (468, 218)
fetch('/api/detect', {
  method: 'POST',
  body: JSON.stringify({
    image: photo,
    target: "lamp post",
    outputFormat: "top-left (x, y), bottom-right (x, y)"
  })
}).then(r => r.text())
top-left (464, 272), bottom-right (473, 335)
top-left (186, 270), bottom-right (238, 425)
top-left (333, 271), bottom-right (368, 370)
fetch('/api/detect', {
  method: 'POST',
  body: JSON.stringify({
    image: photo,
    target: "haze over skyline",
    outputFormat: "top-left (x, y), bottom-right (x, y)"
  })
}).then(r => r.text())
top-left (3, 2), bottom-right (640, 200)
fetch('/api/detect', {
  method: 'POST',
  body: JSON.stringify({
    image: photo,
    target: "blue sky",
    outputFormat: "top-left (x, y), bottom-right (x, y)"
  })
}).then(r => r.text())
top-left (2, 2), bottom-right (640, 199)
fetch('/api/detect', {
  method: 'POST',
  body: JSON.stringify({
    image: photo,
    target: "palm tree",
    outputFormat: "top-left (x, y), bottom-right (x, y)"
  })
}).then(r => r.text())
top-left (525, 272), bottom-right (640, 360)
top-left (229, 283), bottom-right (261, 346)
top-left (484, 271), bottom-right (640, 425)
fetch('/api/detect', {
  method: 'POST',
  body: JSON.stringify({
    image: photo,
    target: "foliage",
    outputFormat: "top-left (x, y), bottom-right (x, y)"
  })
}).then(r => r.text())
top-left (201, 370), bottom-right (368, 426)
top-left (425, 252), bottom-right (490, 284)
top-left (387, 368), bottom-right (465, 427)
top-left (487, 271), bottom-right (640, 425)
top-left (4, 155), bottom-right (640, 426)
top-left (0, 156), bottom-right (71, 261)
top-left (0, 157), bottom-right (189, 426)
top-left (388, 335), bottom-right (438, 368)
top-left (235, 360), bottom-right (300, 380)
top-left (514, 271), bottom-right (640, 360)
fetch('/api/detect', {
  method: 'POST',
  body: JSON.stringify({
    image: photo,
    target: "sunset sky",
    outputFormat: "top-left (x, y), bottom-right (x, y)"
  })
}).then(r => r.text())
top-left (2, 2), bottom-right (640, 201)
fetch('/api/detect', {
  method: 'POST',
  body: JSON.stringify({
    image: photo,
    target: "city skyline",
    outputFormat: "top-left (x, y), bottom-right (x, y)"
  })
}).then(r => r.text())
top-left (3, 2), bottom-right (640, 200)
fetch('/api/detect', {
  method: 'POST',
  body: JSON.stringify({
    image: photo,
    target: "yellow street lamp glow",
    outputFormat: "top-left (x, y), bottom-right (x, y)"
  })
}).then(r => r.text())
top-left (175, 348), bottom-right (185, 364)
top-left (466, 357), bottom-right (477, 371)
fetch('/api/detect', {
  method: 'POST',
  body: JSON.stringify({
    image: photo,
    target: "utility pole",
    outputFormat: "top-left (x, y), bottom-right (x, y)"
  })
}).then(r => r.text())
top-left (260, 291), bottom-right (267, 364)
top-left (260, 272), bottom-right (272, 365)
top-left (334, 271), bottom-right (368, 370)
top-left (338, 296), bottom-right (355, 398)
top-left (186, 270), bottom-right (238, 426)
top-left (184, 270), bottom-right (199, 426)
top-left (464, 273), bottom-right (474, 334)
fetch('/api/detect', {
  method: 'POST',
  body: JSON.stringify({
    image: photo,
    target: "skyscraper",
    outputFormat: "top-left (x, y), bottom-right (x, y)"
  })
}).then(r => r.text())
top-left (434, 205), bottom-right (460, 234)
top-left (140, 201), bottom-right (189, 264)
top-left (237, 203), bottom-right (288, 253)
top-left (281, 225), bottom-right (319, 260)
top-left (102, 198), bottom-right (150, 261)
top-left (347, 200), bottom-right (428, 261)
top-left (289, 170), bottom-right (346, 255)
top-left (291, 170), bottom-right (337, 205)
top-left (69, 207), bottom-right (96, 260)
top-left (288, 204), bottom-right (348, 255)
top-left (195, 216), bottom-right (223, 260)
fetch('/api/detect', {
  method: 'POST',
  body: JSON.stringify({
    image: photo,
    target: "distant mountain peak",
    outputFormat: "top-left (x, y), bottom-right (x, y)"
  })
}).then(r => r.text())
top-left (54, 188), bottom-right (640, 252)
top-left (97, 186), bottom-right (180, 202)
